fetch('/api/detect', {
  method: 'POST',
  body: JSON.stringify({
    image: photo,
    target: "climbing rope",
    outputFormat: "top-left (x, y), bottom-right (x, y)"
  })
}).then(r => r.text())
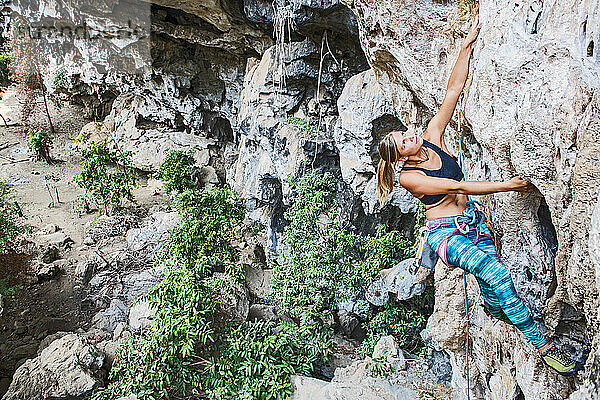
top-left (456, 92), bottom-right (471, 400)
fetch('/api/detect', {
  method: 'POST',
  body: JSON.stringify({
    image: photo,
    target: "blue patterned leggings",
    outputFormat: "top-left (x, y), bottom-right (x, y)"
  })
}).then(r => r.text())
top-left (426, 209), bottom-right (548, 349)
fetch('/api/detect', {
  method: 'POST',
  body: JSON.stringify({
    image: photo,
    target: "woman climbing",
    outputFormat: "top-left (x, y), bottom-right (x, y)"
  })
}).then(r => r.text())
top-left (375, 14), bottom-right (581, 376)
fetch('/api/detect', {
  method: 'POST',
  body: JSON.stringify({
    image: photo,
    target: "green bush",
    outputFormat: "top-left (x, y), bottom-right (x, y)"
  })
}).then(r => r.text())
top-left (269, 170), bottom-right (415, 321)
top-left (413, 382), bottom-right (438, 400)
top-left (72, 142), bottom-right (137, 215)
top-left (49, 66), bottom-right (70, 109)
top-left (27, 128), bottom-right (53, 162)
top-left (203, 319), bottom-right (332, 400)
top-left (359, 293), bottom-right (432, 357)
top-left (0, 50), bottom-right (11, 86)
top-left (365, 356), bottom-right (392, 378)
top-left (0, 181), bottom-right (25, 254)
top-left (0, 278), bottom-right (22, 296)
top-left (157, 149), bottom-right (196, 194)
top-left (91, 187), bottom-right (245, 399)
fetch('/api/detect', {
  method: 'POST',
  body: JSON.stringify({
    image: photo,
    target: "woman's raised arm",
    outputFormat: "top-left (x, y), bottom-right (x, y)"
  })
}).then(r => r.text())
top-left (425, 15), bottom-right (481, 145)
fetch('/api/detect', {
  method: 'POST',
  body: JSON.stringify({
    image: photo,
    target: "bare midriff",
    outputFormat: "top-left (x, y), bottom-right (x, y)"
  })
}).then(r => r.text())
top-left (423, 189), bottom-right (468, 220)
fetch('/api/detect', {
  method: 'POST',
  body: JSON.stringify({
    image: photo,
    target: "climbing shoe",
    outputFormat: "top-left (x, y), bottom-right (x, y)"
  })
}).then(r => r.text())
top-left (482, 306), bottom-right (512, 325)
top-left (540, 345), bottom-right (584, 376)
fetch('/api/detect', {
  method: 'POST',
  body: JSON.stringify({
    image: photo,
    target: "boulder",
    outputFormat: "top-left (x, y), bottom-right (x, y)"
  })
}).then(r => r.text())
top-left (36, 262), bottom-right (60, 282)
top-left (288, 337), bottom-right (415, 399)
top-left (37, 232), bottom-right (73, 248)
top-left (125, 211), bottom-right (180, 251)
top-left (128, 301), bottom-right (155, 334)
top-left (39, 244), bottom-right (59, 264)
top-left (366, 258), bottom-right (427, 307)
top-left (92, 299), bottom-right (128, 333)
top-left (2, 333), bottom-right (105, 400)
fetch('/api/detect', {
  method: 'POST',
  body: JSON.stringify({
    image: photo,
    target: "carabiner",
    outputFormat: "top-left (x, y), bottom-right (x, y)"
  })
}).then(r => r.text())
top-left (454, 216), bottom-right (469, 234)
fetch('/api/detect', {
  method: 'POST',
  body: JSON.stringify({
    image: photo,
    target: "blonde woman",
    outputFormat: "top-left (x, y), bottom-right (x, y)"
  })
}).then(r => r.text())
top-left (375, 15), bottom-right (580, 376)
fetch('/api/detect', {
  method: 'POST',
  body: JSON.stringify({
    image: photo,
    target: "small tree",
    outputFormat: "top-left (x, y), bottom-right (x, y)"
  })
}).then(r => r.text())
top-left (7, 19), bottom-right (55, 133)
top-left (72, 142), bottom-right (137, 215)
top-left (0, 48), bottom-right (11, 86)
top-left (27, 128), bottom-right (52, 162)
top-left (156, 149), bottom-right (196, 194)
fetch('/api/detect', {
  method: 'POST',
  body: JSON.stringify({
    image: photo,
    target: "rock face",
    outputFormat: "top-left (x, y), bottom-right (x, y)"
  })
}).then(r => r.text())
top-left (6, 0), bottom-right (600, 398)
top-left (334, 69), bottom-right (419, 215)
top-left (342, 0), bottom-right (600, 398)
top-left (1, 333), bottom-right (105, 400)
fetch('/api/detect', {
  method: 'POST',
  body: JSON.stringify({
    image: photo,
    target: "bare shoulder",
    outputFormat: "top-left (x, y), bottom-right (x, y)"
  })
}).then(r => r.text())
top-left (422, 126), bottom-right (443, 148)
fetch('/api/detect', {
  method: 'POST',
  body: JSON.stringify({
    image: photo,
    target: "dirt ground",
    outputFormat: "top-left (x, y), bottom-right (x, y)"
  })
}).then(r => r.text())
top-left (0, 86), bottom-right (164, 395)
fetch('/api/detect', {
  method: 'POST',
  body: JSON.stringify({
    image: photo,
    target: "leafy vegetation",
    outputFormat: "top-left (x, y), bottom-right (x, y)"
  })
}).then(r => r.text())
top-left (90, 164), bottom-right (430, 399)
top-left (269, 169), bottom-right (415, 321)
top-left (0, 278), bottom-right (22, 297)
top-left (156, 149), bottom-right (196, 194)
top-left (359, 294), bottom-right (432, 357)
top-left (72, 142), bottom-right (137, 215)
top-left (0, 49), bottom-right (11, 86)
top-left (203, 319), bottom-right (331, 399)
top-left (365, 356), bottom-right (392, 378)
top-left (0, 181), bottom-right (26, 254)
top-left (49, 66), bottom-right (70, 109)
top-left (91, 186), bottom-right (244, 399)
top-left (413, 382), bottom-right (439, 400)
top-left (27, 128), bottom-right (53, 162)
top-left (284, 116), bottom-right (316, 138)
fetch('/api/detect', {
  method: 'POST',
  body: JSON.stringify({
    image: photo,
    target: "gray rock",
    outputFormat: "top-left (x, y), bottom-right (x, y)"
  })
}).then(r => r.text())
top-left (208, 272), bottom-right (249, 323)
top-left (125, 211), bottom-right (180, 251)
top-left (37, 232), bottom-right (73, 248)
top-left (113, 322), bottom-right (127, 341)
top-left (287, 351), bottom-right (418, 400)
top-left (336, 310), bottom-right (365, 340)
top-left (244, 264), bottom-right (272, 300)
top-left (334, 69), bottom-right (419, 215)
top-left (128, 301), bottom-right (155, 334)
top-left (92, 299), bottom-right (128, 333)
top-left (41, 224), bottom-right (59, 234)
top-left (36, 262), bottom-right (60, 282)
top-left (75, 260), bottom-right (95, 285)
top-left (383, 258), bottom-right (427, 301)
top-left (2, 333), bottom-right (104, 400)
top-left (40, 245), bottom-right (59, 264)
top-left (37, 331), bottom-right (70, 355)
top-left (96, 339), bottom-right (119, 369)
top-left (364, 258), bottom-right (428, 307)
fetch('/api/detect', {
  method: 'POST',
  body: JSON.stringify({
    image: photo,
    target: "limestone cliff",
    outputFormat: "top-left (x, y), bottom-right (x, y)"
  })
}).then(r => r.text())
top-left (4, 0), bottom-right (600, 398)
top-left (341, 0), bottom-right (600, 398)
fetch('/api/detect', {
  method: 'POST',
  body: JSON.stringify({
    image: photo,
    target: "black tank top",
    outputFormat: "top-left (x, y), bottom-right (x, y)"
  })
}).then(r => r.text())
top-left (401, 139), bottom-right (464, 205)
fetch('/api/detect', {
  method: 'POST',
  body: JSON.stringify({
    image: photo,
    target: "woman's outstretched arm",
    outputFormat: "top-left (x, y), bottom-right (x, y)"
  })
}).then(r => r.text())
top-left (399, 174), bottom-right (533, 197)
top-left (425, 15), bottom-right (482, 145)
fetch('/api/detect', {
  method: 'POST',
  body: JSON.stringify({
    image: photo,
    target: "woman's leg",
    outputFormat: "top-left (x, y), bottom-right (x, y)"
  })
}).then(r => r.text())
top-left (472, 230), bottom-right (505, 318)
top-left (444, 233), bottom-right (548, 348)
top-left (428, 227), bottom-right (503, 318)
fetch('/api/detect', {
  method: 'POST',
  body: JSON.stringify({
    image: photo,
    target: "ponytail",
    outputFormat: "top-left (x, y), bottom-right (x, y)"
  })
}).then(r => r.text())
top-left (376, 132), bottom-right (402, 204)
top-left (376, 158), bottom-right (396, 204)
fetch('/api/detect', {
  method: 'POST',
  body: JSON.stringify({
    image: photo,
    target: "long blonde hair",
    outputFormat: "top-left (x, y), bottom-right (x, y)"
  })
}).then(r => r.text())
top-left (376, 131), bottom-right (403, 204)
